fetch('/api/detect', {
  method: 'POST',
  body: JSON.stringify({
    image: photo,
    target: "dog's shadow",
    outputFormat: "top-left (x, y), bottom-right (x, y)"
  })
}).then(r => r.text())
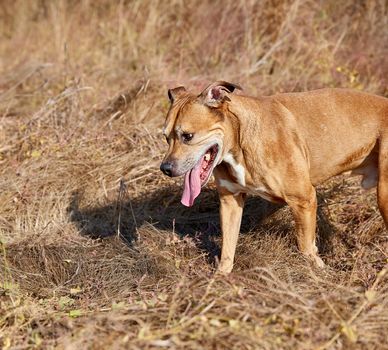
top-left (68, 185), bottom-right (336, 262)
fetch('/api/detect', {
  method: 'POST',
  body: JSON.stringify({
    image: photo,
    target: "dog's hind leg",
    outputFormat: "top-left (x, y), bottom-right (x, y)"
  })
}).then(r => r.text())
top-left (377, 138), bottom-right (388, 227)
top-left (286, 185), bottom-right (325, 267)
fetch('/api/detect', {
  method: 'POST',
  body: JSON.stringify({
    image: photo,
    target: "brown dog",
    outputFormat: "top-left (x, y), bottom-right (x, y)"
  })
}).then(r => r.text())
top-left (160, 81), bottom-right (388, 273)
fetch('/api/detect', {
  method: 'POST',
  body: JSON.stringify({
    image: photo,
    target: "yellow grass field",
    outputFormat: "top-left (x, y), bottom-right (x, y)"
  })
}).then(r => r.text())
top-left (1, 1), bottom-right (387, 349)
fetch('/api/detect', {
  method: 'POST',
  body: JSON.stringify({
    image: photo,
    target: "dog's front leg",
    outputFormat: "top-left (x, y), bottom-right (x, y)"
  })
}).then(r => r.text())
top-left (217, 191), bottom-right (245, 274)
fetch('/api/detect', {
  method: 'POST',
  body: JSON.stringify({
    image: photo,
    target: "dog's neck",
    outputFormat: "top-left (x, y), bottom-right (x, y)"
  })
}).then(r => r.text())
top-left (220, 96), bottom-right (266, 184)
top-left (218, 100), bottom-right (251, 180)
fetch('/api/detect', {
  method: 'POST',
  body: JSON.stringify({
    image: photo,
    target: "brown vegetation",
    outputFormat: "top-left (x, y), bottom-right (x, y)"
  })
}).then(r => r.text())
top-left (1, 0), bottom-right (387, 349)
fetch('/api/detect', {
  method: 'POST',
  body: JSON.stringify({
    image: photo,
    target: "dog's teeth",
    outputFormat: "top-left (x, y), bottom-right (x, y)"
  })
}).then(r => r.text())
top-left (204, 154), bottom-right (210, 161)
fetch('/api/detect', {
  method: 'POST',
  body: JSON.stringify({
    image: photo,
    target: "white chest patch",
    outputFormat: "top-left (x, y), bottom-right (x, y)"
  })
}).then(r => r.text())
top-left (219, 179), bottom-right (241, 194)
top-left (222, 153), bottom-right (246, 186)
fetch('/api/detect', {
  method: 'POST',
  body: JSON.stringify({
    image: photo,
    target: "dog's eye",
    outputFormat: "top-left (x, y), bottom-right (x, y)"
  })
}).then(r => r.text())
top-left (182, 133), bottom-right (194, 142)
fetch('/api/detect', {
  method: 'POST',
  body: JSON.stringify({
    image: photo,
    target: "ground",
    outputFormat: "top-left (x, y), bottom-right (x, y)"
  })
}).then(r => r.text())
top-left (1, 1), bottom-right (387, 349)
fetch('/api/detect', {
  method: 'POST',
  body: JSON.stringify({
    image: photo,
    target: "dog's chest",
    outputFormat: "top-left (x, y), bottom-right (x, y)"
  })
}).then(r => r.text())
top-left (222, 153), bottom-right (246, 186)
top-left (218, 153), bottom-right (278, 201)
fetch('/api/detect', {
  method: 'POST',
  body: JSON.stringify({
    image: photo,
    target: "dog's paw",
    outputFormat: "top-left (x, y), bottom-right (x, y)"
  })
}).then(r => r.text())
top-left (304, 253), bottom-right (325, 268)
top-left (311, 255), bottom-right (325, 268)
top-left (216, 263), bottom-right (233, 275)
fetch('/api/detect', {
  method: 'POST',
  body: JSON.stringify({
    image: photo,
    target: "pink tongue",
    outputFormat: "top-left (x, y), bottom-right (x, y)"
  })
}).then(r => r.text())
top-left (181, 160), bottom-right (202, 207)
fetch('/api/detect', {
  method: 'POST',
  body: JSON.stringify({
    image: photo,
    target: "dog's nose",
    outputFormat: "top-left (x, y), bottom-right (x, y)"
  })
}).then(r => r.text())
top-left (160, 162), bottom-right (173, 177)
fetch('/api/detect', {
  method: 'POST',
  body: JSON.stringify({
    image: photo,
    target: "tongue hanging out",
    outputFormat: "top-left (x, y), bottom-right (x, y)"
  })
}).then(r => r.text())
top-left (181, 146), bottom-right (217, 207)
top-left (181, 160), bottom-right (202, 206)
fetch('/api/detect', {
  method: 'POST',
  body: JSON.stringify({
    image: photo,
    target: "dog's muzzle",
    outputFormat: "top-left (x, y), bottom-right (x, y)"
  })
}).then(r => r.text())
top-left (160, 161), bottom-right (173, 177)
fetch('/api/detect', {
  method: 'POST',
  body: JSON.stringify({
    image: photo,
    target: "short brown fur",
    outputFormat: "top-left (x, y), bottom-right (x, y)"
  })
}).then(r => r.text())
top-left (161, 82), bottom-right (388, 273)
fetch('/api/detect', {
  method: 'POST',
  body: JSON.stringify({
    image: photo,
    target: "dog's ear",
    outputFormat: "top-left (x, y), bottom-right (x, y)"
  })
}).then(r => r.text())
top-left (200, 81), bottom-right (242, 108)
top-left (168, 86), bottom-right (186, 103)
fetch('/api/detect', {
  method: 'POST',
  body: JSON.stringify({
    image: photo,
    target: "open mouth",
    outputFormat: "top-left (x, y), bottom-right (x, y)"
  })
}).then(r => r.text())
top-left (181, 144), bottom-right (219, 207)
top-left (200, 144), bottom-right (218, 183)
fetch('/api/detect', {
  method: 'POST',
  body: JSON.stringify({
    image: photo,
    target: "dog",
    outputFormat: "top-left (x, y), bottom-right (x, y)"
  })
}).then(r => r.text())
top-left (160, 81), bottom-right (388, 273)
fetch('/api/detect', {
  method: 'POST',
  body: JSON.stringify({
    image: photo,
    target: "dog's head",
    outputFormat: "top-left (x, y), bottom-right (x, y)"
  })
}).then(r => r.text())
top-left (160, 81), bottom-right (242, 206)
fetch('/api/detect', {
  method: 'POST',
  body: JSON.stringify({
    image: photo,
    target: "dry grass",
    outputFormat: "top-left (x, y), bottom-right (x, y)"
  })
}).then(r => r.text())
top-left (1, 0), bottom-right (388, 349)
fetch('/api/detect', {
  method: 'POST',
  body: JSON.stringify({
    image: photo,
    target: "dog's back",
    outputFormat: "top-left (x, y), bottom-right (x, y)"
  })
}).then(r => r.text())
top-left (230, 88), bottom-right (388, 184)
